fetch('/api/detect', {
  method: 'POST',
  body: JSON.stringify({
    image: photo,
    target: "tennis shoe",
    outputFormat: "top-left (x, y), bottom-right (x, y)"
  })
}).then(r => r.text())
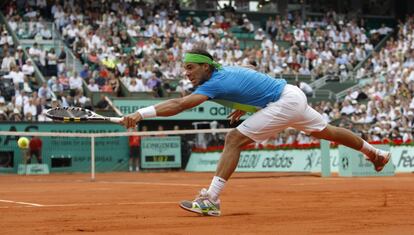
top-left (369, 150), bottom-right (391, 172)
top-left (179, 188), bottom-right (221, 216)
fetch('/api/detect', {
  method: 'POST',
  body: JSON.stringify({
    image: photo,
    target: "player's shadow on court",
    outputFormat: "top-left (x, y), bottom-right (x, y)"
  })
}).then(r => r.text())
top-left (179, 212), bottom-right (253, 218)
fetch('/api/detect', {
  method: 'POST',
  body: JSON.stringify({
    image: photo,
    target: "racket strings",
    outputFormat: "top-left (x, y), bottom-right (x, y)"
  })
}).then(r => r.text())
top-left (50, 108), bottom-right (91, 118)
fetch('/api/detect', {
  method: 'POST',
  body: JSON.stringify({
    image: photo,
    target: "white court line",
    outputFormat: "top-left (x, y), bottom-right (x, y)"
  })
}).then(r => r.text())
top-left (46, 201), bottom-right (177, 207)
top-left (98, 181), bottom-right (204, 187)
top-left (0, 199), bottom-right (44, 207)
top-left (0, 201), bottom-right (177, 209)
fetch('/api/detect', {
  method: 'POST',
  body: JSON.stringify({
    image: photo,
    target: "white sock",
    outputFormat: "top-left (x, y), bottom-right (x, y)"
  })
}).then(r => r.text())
top-left (207, 176), bottom-right (226, 201)
top-left (359, 141), bottom-right (377, 159)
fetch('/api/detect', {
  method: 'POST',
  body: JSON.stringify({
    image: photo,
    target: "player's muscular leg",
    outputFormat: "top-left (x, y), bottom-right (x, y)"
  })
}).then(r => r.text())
top-left (310, 124), bottom-right (364, 152)
top-left (216, 129), bottom-right (254, 180)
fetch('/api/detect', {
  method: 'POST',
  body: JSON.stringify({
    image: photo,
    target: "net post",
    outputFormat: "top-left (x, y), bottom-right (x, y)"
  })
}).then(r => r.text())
top-left (91, 136), bottom-right (95, 181)
top-left (320, 140), bottom-right (331, 177)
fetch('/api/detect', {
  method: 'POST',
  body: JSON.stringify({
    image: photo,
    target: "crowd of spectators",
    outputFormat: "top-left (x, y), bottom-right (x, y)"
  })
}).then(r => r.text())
top-left (4, 0), bottom-right (392, 98)
top-left (0, 0), bottom-right (412, 146)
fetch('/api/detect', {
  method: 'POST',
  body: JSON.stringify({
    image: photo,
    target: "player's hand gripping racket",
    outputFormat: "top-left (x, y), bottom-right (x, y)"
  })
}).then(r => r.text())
top-left (45, 107), bottom-right (122, 123)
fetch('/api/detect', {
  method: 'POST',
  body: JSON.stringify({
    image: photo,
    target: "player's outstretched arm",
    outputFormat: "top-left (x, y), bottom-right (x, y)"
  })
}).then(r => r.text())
top-left (154, 94), bottom-right (209, 116)
top-left (121, 94), bottom-right (208, 129)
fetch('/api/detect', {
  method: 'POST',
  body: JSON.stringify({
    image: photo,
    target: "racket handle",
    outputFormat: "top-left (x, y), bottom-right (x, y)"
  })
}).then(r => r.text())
top-left (108, 117), bottom-right (123, 123)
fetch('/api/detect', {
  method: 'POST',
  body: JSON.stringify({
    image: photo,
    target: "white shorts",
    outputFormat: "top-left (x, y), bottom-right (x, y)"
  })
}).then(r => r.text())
top-left (237, 84), bottom-right (327, 143)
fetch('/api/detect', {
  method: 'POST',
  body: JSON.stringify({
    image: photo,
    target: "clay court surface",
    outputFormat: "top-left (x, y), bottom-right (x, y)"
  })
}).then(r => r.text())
top-left (1, 172), bottom-right (414, 235)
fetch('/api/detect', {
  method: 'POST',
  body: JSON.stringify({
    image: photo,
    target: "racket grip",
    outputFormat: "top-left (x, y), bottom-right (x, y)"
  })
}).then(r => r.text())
top-left (108, 117), bottom-right (123, 123)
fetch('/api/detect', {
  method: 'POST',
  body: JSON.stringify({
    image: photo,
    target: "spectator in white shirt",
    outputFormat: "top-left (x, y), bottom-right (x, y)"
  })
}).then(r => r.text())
top-left (378, 24), bottom-right (392, 35)
top-left (24, 98), bottom-right (37, 118)
top-left (22, 59), bottom-right (35, 76)
top-left (38, 82), bottom-right (53, 100)
top-left (4, 65), bottom-right (25, 85)
top-left (39, 23), bottom-right (52, 39)
top-left (340, 100), bottom-right (356, 115)
top-left (69, 71), bottom-right (83, 91)
top-left (128, 76), bottom-right (147, 92)
top-left (0, 31), bottom-right (13, 46)
top-left (175, 77), bottom-right (193, 95)
top-left (254, 28), bottom-right (266, 40)
top-left (138, 67), bottom-right (153, 80)
top-left (1, 51), bottom-right (16, 72)
top-left (28, 42), bottom-right (42, 63)
top-left (116, 56), bottom-right (127, 76)
top-left (51, 77), bottom-right (64, 93)
top-left (87, 78), bottom-right (100, 92)
top-left (14, 90), bottom-right (29, 110)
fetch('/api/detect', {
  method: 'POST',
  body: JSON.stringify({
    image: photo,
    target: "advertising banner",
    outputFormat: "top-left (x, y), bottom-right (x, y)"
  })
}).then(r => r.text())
top-left (113, 99), bottom-right (252, 120)
top-left (141, 136), bottom-right (182, 168)
top-left (186, 146), bottom-right (414, 173)
top-left (186, 149), bottom-right (340, 172)
top-left (0, 123), bottom-right (128, 172)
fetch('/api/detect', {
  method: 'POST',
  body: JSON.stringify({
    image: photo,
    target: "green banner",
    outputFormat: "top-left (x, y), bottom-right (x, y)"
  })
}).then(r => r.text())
top-left (141, 136), bottom-right (181, 168)
top-left (186, 146), bottom-right (414, 173)
top-left (113, 99), bottom-right (252, 120)
top-left (0, 123), bottom-right (129, 173)
top-left (185, 149), bottom-right (341, 172)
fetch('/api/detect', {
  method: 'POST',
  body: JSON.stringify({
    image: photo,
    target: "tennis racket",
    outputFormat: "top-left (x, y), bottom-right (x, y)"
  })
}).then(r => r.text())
top-left (45, 107), bottom-right (122, 123)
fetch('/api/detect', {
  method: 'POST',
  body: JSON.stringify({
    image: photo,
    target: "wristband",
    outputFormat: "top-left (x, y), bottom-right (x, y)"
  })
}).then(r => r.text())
top-left (137, 106), bottom-right (157, 119)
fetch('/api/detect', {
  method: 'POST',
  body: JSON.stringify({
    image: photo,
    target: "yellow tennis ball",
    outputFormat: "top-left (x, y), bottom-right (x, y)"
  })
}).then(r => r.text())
top-left (17, 137), bottom-right (29, 149)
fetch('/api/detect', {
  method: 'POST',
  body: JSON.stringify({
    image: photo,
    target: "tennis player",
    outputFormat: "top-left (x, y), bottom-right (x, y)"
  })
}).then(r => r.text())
top-left (121, 49), bottom-right (391, 216)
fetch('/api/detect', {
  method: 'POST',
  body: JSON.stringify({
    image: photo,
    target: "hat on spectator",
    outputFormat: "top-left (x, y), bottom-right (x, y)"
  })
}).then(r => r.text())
top-left (408, 111), bottom-right (414, 116)
top-left (13, 108), bottom-right (20, 114)
top-left (0, 97), bottom-right (5, 103)
top-left (338, 20), bottom-right (344, 25)
top-left (17, 46), bottom-right (22, 50)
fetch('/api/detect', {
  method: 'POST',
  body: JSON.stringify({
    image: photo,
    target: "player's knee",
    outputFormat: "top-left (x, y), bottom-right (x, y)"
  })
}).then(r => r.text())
top-left (225, 129), bottom-right (247, 148)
